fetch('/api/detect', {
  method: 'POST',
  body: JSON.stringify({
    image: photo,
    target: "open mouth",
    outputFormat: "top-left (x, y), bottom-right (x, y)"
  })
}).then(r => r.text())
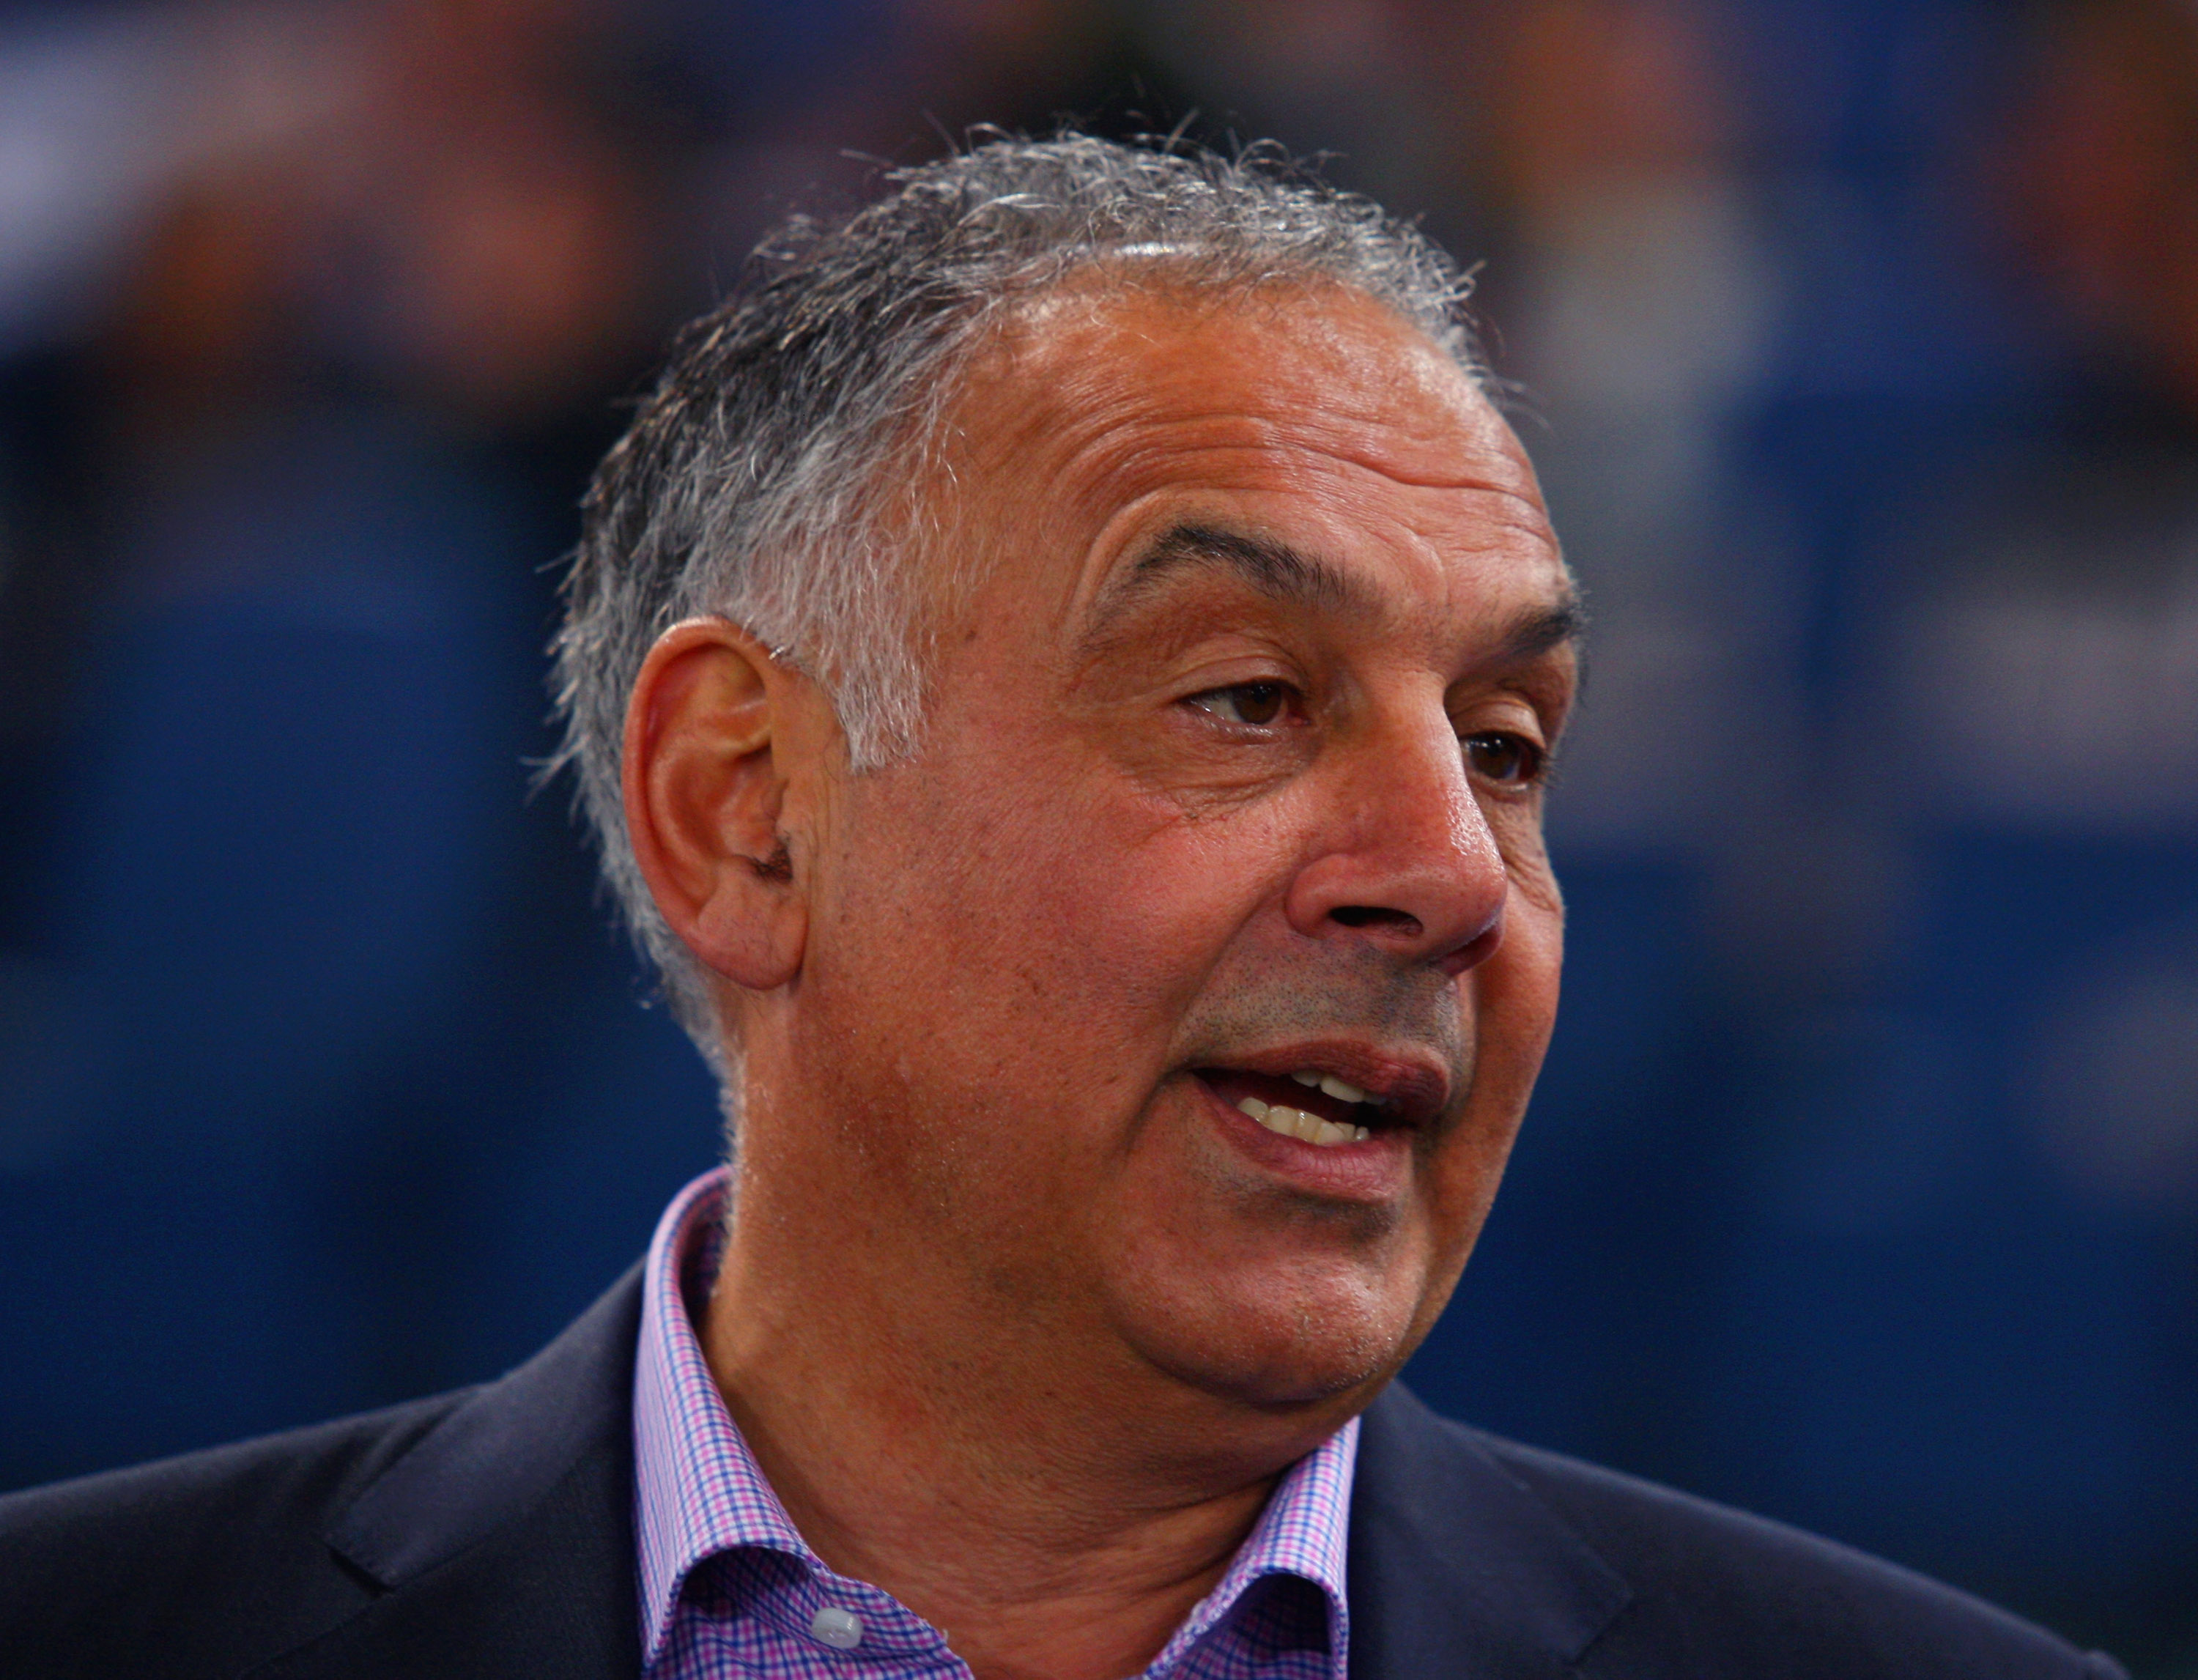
top-left (1194, 1067), bottom-right (1398, 1147)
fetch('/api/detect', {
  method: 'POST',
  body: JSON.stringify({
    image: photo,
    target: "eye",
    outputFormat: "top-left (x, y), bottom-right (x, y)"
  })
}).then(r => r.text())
top-left (1463, 730), bottom-right (1546, 787)
top-left (1185, 681), bottom-right (1296, 728)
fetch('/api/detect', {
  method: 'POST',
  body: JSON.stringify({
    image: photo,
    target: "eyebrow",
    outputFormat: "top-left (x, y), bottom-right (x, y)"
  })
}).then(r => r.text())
top-left (1106, 521), bottom-right (1379, 620)
top-left (1493, 598), bottom-right (1587, 665)
top-left (1090, 518), bottom-right (1585, 667)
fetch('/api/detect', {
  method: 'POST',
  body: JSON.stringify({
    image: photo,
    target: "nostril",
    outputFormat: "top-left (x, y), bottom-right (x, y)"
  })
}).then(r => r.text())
top-left (1330, 905), bottom-right (1423, 933)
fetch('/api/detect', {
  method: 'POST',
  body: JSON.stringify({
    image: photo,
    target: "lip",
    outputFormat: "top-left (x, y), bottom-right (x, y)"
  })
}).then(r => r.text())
top-left (1196, 1039), bottom-right (1452, 1131)
top-left (1193, 1072), bottom-right (1417, 1202)
top-left (1185, 1036), bottom-right (1451, 1202)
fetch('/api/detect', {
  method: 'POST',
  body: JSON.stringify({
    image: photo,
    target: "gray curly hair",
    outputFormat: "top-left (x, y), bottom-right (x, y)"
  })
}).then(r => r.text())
top-left (549, 132), bottom-right (1486, 1064)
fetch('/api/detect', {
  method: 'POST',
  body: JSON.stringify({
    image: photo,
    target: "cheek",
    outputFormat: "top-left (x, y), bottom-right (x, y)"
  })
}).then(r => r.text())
top-left (1440, 888), bottom-right (1563, 1181)
top-left (1416, 870), bottom-right (1563, 1191)
top-left (1498, 856), bottom-right (1566, 1062)
top-left (887, 747), bottom-right (1289, 1046)
top-left (798, 748), bottom-right (1275, 1190)
top-left (789, 753), bottom-right (1298, 1295)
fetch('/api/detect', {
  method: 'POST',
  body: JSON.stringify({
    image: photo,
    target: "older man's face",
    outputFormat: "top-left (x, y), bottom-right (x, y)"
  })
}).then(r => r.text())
top-left (777, 280), bottom-right (1574, 1411)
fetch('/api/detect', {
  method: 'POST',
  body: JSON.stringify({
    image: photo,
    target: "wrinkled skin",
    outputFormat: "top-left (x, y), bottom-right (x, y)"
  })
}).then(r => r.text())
top-left (623, 275), bottom-right (1578, 1680)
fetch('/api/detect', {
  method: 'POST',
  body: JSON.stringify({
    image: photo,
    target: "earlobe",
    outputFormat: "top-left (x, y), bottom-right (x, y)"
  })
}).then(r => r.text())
top-left (621, 618), bottom-right (813, 992)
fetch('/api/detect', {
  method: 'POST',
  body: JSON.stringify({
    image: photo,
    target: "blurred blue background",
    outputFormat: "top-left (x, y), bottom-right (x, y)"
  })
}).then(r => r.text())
top-left (1, 0), bottom-right (2194, 1670)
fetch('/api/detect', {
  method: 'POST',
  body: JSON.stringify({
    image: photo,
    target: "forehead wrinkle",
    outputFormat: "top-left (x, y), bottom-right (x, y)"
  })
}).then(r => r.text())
top-left (1043, 409), bottom-right (1559, 593)
top-left (1043, 437), bottom-right (1561, 656)
top-left (1041, 410), bottom-right (1542, 526)
top-left (928, 281), bottom-right (1566, 668)
top-left (1304, 423), bottom-right (1545, 499)
top-left (963, 293), bottom-right (1503, 510)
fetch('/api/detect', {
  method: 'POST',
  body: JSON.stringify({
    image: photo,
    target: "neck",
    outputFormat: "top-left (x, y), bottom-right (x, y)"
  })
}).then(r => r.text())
top-left (700, 1181), bottom-right (1333, 1680)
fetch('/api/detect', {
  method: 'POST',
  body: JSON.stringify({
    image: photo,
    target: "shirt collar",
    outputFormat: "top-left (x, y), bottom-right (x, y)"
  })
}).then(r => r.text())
top-left (633, 1167), bottom-right (805, 1668)
top-left (632, 1165), bottom-right (1358, 1679)
top-left (1152, 1413), bottom-right (1357, 1677)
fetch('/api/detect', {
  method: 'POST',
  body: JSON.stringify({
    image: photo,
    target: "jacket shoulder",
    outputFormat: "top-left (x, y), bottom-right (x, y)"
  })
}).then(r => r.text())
top-left (1462, 1420), bottom-right (2125, 1678)
top-left (0, 1266), bottom-right (645, 1680)
top-left (0, 1391), bottom-right (470, 1680)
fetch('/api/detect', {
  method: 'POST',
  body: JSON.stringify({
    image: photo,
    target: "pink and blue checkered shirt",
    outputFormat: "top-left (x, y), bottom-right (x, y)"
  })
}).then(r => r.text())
top-left (634, 1168), bottom-right (1358, 1680)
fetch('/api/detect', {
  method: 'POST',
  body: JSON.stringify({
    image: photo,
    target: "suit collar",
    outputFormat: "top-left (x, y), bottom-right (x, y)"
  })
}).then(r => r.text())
top-left (299, 1273), bottom-right (1626, 1680)
top-left (1348, 1384), bottom-right (1631, 1680)
top-left (328, 1262), bottom-right (643, 1589)
top-left (268, 1267), bottom-right (647, 1680)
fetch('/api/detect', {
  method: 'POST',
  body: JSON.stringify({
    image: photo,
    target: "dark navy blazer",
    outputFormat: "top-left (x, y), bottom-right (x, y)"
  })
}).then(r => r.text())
top-left (0, 1268), bottom-right (2128, 1679)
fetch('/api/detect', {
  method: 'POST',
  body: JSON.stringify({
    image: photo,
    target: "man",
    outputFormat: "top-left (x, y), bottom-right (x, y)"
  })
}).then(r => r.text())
top-left (0, 136), bottom-right (2124, 1679)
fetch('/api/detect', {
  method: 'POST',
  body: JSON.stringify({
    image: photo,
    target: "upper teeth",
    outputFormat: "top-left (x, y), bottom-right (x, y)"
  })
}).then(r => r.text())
top-left (1290, 1069), bottom-right (1374, 1106)
top-left (1236, 1095), bottom-right (1372, 1147)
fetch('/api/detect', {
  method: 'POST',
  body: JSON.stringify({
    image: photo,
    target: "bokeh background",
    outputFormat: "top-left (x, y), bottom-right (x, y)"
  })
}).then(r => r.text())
top-left (2, 0), bottom-right (2194, 1669)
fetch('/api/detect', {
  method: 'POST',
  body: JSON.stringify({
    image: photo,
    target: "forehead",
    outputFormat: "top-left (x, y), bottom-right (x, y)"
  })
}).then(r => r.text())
top-left (926, 273), bottom-right (1566, 643)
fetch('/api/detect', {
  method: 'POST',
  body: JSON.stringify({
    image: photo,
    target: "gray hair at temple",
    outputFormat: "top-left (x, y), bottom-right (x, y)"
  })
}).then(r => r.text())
top-left (549, 131), bottom-right (1487, 1063)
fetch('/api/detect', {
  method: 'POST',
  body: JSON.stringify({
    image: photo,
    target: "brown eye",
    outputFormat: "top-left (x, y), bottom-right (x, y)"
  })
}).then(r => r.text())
top-left (1464, 730), bottom-right (1544, 785)
top-left (1188, 682), bottom-right (1292, 727)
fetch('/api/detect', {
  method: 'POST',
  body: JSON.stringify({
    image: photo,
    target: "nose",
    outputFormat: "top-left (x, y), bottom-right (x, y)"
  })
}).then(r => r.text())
top-left (1282, 710), bottom-right (1509, 976)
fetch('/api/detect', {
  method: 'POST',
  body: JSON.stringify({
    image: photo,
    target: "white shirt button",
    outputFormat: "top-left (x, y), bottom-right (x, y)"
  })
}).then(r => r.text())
top-left (810, 1605), bottom-right (865, 1650)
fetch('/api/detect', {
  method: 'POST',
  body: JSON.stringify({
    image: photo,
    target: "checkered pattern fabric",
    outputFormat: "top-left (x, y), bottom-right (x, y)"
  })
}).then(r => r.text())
top-left (634, 1168), bottom-right (1358, 1680)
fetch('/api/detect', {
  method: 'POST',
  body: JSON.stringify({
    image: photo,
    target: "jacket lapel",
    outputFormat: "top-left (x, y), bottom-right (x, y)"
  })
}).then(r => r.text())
top-left (245, 1274), bottom-right (1622, 1680)
top-left (254, 1268), bottom-right (647, 1680)
top-left (1347, 1385), bottom-right (1631, 1680)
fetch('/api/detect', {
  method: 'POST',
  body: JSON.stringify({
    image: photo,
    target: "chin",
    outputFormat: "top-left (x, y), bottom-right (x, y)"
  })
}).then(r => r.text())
top-left (1114, 1264), bottom-right (1419, 1412)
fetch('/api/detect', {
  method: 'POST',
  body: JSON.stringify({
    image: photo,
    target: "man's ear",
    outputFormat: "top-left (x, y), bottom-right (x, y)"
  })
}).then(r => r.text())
top-left (622, 617), bottom-right (819, 991)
